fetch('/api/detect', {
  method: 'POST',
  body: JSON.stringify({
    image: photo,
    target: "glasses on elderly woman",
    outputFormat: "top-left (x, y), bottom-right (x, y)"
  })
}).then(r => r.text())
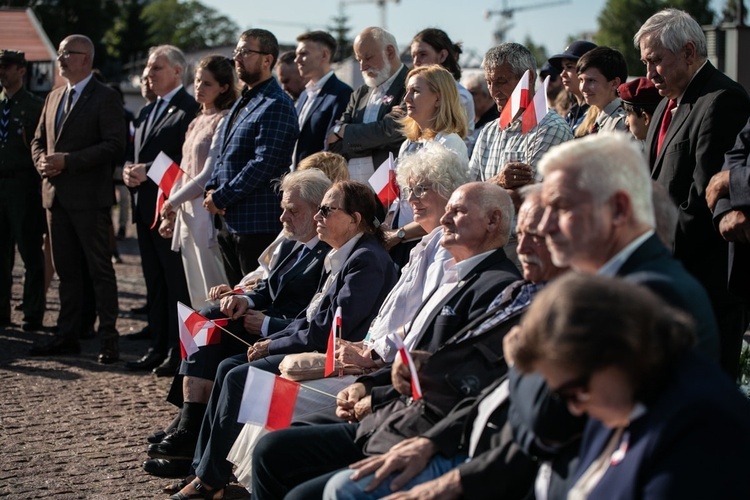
top-left (403, 184), bottom-right (431, 199)
top-left (317, 205), bottom-right (344, 218)
top-left (549, 373), bottom-right (591, 405)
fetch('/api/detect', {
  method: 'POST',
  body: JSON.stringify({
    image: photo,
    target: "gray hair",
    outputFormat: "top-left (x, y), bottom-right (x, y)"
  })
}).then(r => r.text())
top-left (461, 72), bottom-right (489, 96)
top-left (359, 27), bottom-right (398, 53)
top-left (481, 43), bottom-right (536, 79)
top-left (462, 182), bottom-right (514, 246)
top-left (538, 132), bottom-right (656, 227)
top-left (148, 45), bottom-right (187, 72)
top-left (396, 142), bottom-right (469, 200)
top-left (280, 168), bottom-right (332, 207)
top-left (64, 34), bottom-right (95, 59)
top-left (634, 8), bottom-right (707, 58)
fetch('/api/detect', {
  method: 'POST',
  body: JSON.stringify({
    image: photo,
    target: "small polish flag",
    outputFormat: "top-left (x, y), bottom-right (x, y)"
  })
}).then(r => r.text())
top-left (368, 153), bottom-right (399, 208)
top-left (498, 69), bottom-right (532, 129)
top-left (389, 333), bottom-right (423, 400)
top-left (325, 307), bottom-right (343, 377)
top-left (521, 75), bottom-right (551, 134)
top-left (238, 367), bottom-right (300, 430)
top-left (177, 302), bottom-right (222, 359)
top-left (147, 151), bottom-right (184, 229)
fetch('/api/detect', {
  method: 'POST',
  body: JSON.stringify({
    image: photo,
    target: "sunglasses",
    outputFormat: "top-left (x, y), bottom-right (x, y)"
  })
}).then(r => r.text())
top-left (549, 373), bottom-right (590, 404)
top-left (317, 205), bottom-right (343, 218)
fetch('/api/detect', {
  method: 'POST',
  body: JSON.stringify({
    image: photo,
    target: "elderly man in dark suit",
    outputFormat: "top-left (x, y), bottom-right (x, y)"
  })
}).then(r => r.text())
top-left (122, 45), bottom-right (198, 375)
top-left (292, 31), bottom-right (352, 167)
top-left (326, 27), bottom-right (408, 183)
top-left (30, 34), bottom-right (125, 363)
top-left (636, 8), bottom-right (750, 378)
top-left (203, 29), bottom-right (299, 287)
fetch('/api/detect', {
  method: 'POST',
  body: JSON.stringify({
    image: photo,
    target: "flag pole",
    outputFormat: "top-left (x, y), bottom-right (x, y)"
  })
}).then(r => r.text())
top-left (336, 316), bottom-right (343, 378)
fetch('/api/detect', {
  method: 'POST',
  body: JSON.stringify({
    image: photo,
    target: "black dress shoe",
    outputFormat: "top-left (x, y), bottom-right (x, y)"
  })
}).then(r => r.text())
top-left (142, 458), bottom-right (192, 478)
top-left (153, 349), bottom-right (180, 377)
top-left (125, 348), bottom-right (164, 371)
top-left (29, 336), bottom-right (81, 356)
top-left (148, 430), bottom-right (168, 444)
top-left (147, 429), bottom-right (197, 460)
top-left (125, 325), bottom-right (151, 341)
top-left (98, 338), bottom-right (119, 364)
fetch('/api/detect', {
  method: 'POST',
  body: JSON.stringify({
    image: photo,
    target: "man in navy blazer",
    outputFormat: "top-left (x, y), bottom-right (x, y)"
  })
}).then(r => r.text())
top-left (204, 29), bottom-right (299, 286)
top-left (122, 45), bottom-right (198, 374)
top-left (326, 27), bottom-right (408, 183)
top-left (30, 35), bottom-right (125, 362)
top-left (292, 31), bottom-right (352, 167)
top-left (637, 9), bottom-right (750, 377)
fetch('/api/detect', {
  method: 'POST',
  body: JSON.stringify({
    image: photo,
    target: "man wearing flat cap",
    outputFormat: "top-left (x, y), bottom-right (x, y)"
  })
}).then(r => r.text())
top-left (0, 49), bottom-right (45, 332)
top-left (618, 77), bottom-right (662, 142)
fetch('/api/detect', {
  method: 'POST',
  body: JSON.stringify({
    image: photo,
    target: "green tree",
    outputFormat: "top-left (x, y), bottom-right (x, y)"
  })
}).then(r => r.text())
top-left (722, 0), bottom-right (747, 24)
top-left (141, 0), bottom-right (240, 51)
top-left (523, 36), bottom-right (548, 70)
top-left (104, 0), bottom-right (150, 63)
top-left (328, 6), bottom-right (353, 63)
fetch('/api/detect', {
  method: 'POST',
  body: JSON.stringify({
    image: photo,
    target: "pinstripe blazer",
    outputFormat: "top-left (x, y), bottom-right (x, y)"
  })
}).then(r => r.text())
top-left (207, 77), bottom-right (299, 234)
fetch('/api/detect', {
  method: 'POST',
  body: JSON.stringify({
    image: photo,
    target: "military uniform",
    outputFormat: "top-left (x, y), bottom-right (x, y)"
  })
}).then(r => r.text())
top-left (0, 50), bottom-right (45, 327)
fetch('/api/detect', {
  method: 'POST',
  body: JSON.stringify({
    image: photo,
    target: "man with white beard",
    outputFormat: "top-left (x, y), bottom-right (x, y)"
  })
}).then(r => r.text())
top-left (326, 27), bottom-right (408, 183)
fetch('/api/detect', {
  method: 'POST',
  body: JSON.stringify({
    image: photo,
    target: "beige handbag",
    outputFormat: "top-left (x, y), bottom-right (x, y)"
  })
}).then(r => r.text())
top-left (278, 352), bottom-right (375, 381)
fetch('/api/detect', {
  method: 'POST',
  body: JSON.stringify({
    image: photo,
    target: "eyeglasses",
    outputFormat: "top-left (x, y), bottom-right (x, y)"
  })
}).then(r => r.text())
top-left (549, 373), bottom-right (590, 405)
top-left (57, 50), bottom-right (87, 59)
top-left (233, 47), bottom-right (269, 58)
top-left (317, 205), bottom-right (343, 218)
top-left (403, 184), bottom-right (431, 199)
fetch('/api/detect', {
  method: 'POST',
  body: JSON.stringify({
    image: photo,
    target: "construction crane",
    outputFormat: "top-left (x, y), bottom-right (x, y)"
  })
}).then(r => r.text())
top-left (340, 0), bottom-right (400, 30)
top-left (485, 0), bottom-right (571, 45)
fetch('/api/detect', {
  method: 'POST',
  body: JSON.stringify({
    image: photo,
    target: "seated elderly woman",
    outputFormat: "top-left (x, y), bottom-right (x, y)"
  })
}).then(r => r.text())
top-left (511, 273), bottom-right (750, 500)
top-left (168, 181), bottom-right (398, 500)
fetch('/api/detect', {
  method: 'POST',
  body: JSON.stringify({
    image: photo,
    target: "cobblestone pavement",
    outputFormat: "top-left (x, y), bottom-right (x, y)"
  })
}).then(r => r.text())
top-left (0, 233), bottom-right (251, 499)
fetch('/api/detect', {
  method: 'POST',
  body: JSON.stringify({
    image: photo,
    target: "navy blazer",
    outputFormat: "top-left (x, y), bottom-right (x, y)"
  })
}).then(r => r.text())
top-left (266, 234), bottom-right (397, 355)
top-left (294, 74), bottom-right (352, 165)
top-left (207, 78), bottom-right (298, 235)
top-left (247, 238), bottom-right (330, 334)
top-left (574, 351), bottom-right (750, 500)
top-left (646, 61), bottom-right (750, 306)
top-left (128, 87), bottom-right (199, 225)
top-left (714, 116), bottom-right (750, 298)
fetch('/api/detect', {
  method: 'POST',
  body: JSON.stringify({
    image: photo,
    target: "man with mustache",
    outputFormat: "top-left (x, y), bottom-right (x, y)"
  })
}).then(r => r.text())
top-left (326, 27), bottom-right (408, 184)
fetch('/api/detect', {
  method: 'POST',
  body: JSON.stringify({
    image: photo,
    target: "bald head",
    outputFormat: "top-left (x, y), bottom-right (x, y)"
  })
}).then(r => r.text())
top-left (57, 34), bottom-right (94, 84)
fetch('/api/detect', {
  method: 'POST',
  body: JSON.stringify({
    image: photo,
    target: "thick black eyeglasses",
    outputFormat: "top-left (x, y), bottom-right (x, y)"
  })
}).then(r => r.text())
top-left (317, 205), bottom-right (343, 218)
top-left (549, 373), bottom-right (590, 404)
top-left (233, 48), bottom-right (269, 58)
top-left (403, 184), bottom-right (431, 199)
top-left (57, 50), bottom-right (87, 59)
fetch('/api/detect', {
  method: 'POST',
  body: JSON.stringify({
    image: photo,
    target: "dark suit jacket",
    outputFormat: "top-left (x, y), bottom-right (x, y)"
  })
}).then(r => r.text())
top-left (714, 117), bottom-right (750, 298)
top-left (646, 61), bottom-right (750, 304)
top-left (247, 238), bottom-right (330, 334)
top-left (128, 87), bottom-right (199, 225)
top-left (574, 351), bottom-right (750, 500)
top-left (294, 74), bottom-right (352, 165)
top-left (266, 234), bottom-right (397, 355)
top-left (328, 64), bottom-right (408, 169)
top-left (31, 78), bottom-right (126, 210)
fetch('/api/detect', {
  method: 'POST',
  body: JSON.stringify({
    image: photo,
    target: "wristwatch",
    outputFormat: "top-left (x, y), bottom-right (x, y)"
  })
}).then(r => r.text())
top-left (333, 124), bottom-right (343, 139)
top-left (396, 227), bottom-right (406, 240)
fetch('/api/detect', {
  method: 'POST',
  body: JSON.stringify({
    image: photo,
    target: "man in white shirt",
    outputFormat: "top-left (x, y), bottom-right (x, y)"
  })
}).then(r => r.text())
top-left (326, 27), bottom-right (408, 183)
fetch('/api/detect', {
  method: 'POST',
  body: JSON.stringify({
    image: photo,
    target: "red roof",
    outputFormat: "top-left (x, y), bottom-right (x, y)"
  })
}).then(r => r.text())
top-left (0, 7), bottom-right (63, 87)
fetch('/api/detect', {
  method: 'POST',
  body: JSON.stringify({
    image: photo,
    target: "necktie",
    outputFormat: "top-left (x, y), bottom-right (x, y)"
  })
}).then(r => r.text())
top-left (656, 99), bottom-right (677, 155)
top-left (146, 98), bottom-right (164, 137)
top-left (56, 88), bottom-right (76, 132)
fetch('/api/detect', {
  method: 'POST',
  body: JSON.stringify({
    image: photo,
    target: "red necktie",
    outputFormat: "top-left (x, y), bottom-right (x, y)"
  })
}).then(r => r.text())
top-left (656, 99), bottom-right (677, 155)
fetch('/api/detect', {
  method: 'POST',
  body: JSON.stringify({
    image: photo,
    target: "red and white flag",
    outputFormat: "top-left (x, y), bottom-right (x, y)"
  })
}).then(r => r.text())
top-left (238, 367), bottom-right (300, 430)
top-left (498, 69), bottom-right (532, 130)
top-left (147, 151), bottom-right (184, 229)
top-left (325, 306), bottom-right (343, 377)
top-left (389, 333), bottom-right (423, 400)
top-left (177, 302), bottom-right (222, 359)
top-left (368, 153), bottom-right (399, 208)
top-left (521, 75), bottom-right (550, 134)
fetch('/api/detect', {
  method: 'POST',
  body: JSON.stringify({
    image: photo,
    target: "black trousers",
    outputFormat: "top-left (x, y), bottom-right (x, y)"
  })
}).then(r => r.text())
top-left (251, 422), bottom-right (364, 500)
top-left (217, 227), bottom-right (277, 287)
